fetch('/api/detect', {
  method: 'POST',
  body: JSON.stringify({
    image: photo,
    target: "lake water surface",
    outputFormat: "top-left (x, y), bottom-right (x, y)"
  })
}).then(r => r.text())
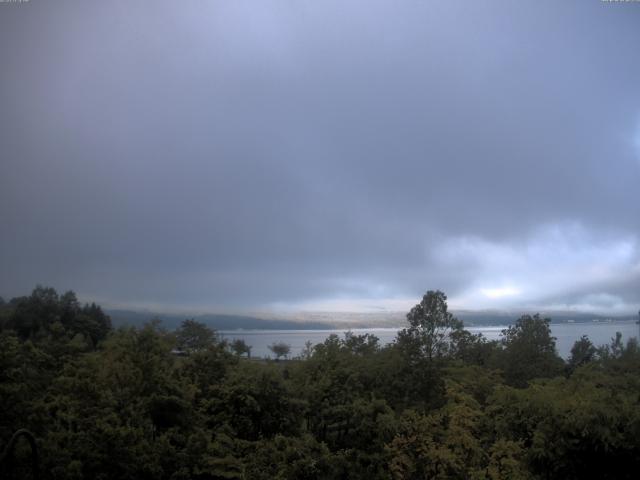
top-left (220, 321), bottom-right (640, 359)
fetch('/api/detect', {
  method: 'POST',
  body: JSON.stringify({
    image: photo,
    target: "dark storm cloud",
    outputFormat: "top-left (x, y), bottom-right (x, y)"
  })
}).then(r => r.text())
top-left (1, 0), bottom-right (639, 313)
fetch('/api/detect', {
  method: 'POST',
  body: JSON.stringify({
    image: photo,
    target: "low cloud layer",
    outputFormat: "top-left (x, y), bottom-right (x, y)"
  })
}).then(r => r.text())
top-left (1, 1), bottom-right (639, 314)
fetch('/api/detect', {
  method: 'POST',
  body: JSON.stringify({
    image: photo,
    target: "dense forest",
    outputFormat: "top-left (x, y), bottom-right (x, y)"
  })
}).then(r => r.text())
top-left (1, 286), bottom-right (639, 479)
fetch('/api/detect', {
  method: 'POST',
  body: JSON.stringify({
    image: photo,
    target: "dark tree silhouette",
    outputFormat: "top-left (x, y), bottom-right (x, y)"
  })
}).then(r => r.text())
top-left (397, 290), bottom-right (464, 361)
top-left (268, 342), bottom-right (291, 360)
top-left (175, 319), bottom-right (216, 353)
top-left (230, 338), bottom-right (252, 358)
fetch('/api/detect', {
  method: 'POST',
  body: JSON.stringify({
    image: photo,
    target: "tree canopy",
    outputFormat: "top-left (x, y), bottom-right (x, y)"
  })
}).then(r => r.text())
top-left (498, 313), bottom-right (564, 387)
top-left (1, 286), bottom-right (640, 479)
top-left (175, 318), bottom-right (216, 353)
top-left (230, 338), bottom-right (252, 358)
top-left (268, 341), bottom-right (291, 360)
top-left (396, 290), bottom-right (464, 362)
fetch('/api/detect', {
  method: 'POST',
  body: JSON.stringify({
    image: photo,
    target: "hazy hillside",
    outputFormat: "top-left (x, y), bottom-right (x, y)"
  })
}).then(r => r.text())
top-left (106, 309), bottom-right (334, 330)
top-left (108, 308), bottom-right (637, 331)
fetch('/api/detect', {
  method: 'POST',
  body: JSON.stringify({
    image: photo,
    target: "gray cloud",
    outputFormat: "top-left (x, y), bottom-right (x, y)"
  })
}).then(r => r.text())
top-left (1, 1), bottom-right (639, 313)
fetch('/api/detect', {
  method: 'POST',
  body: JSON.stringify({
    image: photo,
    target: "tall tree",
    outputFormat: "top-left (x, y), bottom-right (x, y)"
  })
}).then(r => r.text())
top-left (396, 290), bottom-right (464, 362)
top-left (568, 335), bottom-right (597, 372)
top-left (230, 338), bottom-right (252, 358)
top-left (175, 319), bottom-right (216, 354)
top-left (268, 342), bottom-right (291, 360)
top-left (498, 314), bottom-right (564, 387)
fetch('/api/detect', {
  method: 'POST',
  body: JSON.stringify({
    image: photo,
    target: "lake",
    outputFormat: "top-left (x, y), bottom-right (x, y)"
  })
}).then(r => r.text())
top-left (219, 321), bottom-right (640, 359)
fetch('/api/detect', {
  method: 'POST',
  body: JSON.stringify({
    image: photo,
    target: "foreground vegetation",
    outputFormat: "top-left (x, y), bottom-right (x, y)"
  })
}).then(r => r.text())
top-left (1, 287), bottom-right (639, 479)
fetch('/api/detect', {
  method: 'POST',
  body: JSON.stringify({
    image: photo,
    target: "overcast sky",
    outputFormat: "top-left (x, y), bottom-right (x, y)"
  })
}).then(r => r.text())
top-left (1, 0), bottom-right (639, 315)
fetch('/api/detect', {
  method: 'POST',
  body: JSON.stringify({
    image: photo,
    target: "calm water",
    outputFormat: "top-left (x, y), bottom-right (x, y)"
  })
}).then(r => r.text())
top-left (219, 321), bottom-right (640, 359)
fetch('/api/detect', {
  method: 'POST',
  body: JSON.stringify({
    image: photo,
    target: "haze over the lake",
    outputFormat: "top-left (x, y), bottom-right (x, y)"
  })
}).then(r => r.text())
top-left (1, 1), bottom-right (639, 316)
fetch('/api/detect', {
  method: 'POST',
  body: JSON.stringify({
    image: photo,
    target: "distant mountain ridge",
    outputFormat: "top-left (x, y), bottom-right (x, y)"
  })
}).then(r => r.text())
top-left (107, 308), bottom-right (637, 331)
top-left (106, 309), bottom-right (334, 330)
top-left (455, 310), bottom-right (637, 326)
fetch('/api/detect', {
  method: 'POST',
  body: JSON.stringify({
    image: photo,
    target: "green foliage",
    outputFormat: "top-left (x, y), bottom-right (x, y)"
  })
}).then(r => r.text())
top-left (0, 331), bottom-right (55, 438)
top-left (203, 362), bottom-right (302, 441)
top-left (243, 434), bottom-right (334, 479)
top-left (2, 286), bottom-right (640, 479)
top-left (179, 343), bottom-right (236, 402)
top-left (387, 397), bottom-right (487, 480)
top-left (450, 329), bottom-right (499, 366)
top-left (496, 314), bottom-right (564, 387)
top-left (299, 340), bottom-right (314, 360)
top-left (0, 286), bottom-right (111, 349)
top-left (268, 341), bottom-right (291, 360)
top-left (484, 439), bottom-right (532, 480)
top-left (343, 331), bottom-right (380, 356)
top-left (229, 338), bottom-right (252, 358)
top-left (567, 335), bottom-right (597, 372)
top-left (397, 290), bottom-right (464, 362)
top-left (487, 372), bottom-right (640, 479)
top-left (175, 319), bottom-right (216, 354)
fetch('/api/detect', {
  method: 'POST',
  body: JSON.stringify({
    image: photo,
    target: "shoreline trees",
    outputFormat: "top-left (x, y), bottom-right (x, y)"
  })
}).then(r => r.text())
top-left (268, 341), bottom-right (291, 360)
